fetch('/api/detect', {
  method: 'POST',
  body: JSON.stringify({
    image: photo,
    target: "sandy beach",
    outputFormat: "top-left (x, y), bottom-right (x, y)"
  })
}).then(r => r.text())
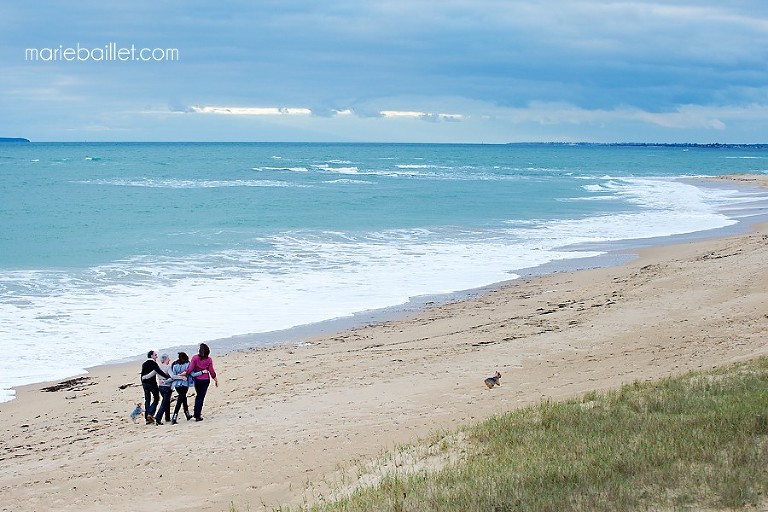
top-left (1, 175), bottom-right (767, 512)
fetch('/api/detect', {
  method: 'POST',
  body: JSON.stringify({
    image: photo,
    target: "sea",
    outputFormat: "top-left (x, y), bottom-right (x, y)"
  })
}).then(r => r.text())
top-left (2, 142), bottom-right (768, 402)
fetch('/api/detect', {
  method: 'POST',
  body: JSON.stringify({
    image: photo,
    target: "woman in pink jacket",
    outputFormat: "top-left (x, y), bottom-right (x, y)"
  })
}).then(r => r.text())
top-left (187, 343), bottom-right (218, 421)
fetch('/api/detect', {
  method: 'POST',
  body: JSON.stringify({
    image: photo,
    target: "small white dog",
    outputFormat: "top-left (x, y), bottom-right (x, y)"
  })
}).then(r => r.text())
top-left (129, 402), bottom-right (143, 422)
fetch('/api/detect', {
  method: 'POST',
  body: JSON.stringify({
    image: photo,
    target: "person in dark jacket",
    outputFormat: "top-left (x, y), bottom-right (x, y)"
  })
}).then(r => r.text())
top-left (140, 350), bottom-right (170, 425)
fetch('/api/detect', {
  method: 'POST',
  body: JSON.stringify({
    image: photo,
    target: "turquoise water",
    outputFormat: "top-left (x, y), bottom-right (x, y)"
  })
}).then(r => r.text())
top-left (1, 142), bottom-right (767, 400)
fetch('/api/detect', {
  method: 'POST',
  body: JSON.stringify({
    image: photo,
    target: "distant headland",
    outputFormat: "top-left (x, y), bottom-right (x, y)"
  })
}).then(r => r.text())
top-left (0, 138), bottom-right (30, 143)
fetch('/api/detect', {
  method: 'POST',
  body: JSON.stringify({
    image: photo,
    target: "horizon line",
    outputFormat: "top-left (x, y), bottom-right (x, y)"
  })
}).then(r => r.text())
top-left (5, 140), bottom-right (768, 147)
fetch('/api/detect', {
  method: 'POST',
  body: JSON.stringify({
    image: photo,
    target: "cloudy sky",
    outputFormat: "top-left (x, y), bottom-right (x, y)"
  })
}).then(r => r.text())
top-left (2, 1), bottom-right (767, 142)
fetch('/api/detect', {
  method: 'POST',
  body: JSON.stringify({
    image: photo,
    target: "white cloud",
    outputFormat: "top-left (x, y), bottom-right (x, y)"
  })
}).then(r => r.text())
top-left (181, 100), bottom-right (768, 132)
top-left (379, 110), bottom-right (464, 120)
top-left (190, 105), bottom-right (312, 116)
top-left (379, 110), bottom-right (425, 118)
top-left (187, 105), bottom-right (466, 122)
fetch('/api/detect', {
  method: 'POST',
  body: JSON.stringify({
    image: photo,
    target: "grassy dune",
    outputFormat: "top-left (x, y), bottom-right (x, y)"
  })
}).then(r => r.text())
top-left (256, 357), bottom-right (768, 511)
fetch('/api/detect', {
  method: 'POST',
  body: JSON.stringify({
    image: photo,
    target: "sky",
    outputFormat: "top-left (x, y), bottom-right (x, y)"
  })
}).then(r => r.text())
top-left (2, 0), bottom-right (768, 143)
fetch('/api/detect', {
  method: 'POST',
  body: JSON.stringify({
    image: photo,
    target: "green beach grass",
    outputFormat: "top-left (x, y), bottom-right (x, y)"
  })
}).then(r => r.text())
top-left (250, 356), bottom-right (768, 511)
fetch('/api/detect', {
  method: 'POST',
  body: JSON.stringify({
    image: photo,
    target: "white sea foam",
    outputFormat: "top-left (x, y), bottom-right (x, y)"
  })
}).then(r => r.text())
top-left (74, 178), bottom-right (309, 188)
top-left (322, 179), bottom-right (376, 185)
top-left (252, 166), bottom-right (309, 172)
top-left (0, 233), bottom-right (600, 401)
top-left (559, 196), bottom-right (618, 202)
top-left (312, 164), bottom-right (401, 178)
top-left (1, 173), bottom-right (765, 402)
top-left (312, 164), bottom-right (524, 181)
top-left (582, 184), bottom-right (609, 192)
top-left (313, 164), bottom-right (363, 174)
top-left (544, 178), bottom-right (767, 243)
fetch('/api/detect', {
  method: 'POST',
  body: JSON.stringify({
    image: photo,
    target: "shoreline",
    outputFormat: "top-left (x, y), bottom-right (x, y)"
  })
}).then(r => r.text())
top-left (2, 173), bottom-right (765, 402)
top-left (61, 173), bottom-right (768, 378)
top-left (1, 175), bottom-right (767, 511)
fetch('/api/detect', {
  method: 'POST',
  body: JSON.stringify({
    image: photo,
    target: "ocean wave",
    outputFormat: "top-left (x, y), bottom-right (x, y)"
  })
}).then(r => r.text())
top-left (312, 164), bottom-right (401, 178)
top-left (581, 184), bottom-right (610, 192)
top-left (3, 226), bottom-right (596, 402)
top-left (322, 179), bottom-right (376, 185)
top-left (74, 178), bottom-right (310, 188)
top-left (1, 175), bottom-right (759, 403)
top-left (559, 196), bottom-right (618, 202)
top-left (252, 166), bottom-right (309, 172)
top-left (312, 164), bottom-right (362, 174)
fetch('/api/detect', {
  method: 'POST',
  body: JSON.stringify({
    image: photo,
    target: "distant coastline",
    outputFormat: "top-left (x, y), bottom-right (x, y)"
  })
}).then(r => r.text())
top-left (0, 137), bottom-right (30, 143)
top-left (511, 141), bottom-right (768, 149)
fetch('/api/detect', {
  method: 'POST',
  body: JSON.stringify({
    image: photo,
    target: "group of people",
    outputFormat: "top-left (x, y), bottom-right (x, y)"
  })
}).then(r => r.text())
top-left (139, 342), bottom-right (218, 425)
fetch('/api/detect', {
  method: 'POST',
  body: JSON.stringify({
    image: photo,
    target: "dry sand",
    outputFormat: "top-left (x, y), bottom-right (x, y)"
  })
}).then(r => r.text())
top-left (1, 175), bottom-right (767, 512)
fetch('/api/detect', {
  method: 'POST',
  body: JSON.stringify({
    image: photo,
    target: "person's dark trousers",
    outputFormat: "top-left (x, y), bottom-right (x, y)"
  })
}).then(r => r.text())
top-left (155, 385), bottom-right (173, 422)
top-left (193, 379), bottom-right (210, 420)
top-left (173, 386), bottom-right (190, 417)
top-left (142, 380), bottom-right (159, 417)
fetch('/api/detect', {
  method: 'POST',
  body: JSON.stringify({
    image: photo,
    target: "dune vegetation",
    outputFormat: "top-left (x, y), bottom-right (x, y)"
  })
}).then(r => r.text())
top-left (253, 356), bottom-right (768, 511)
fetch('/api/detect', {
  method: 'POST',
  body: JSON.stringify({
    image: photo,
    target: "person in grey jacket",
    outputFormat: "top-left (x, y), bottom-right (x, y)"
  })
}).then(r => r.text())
top-left (170, 351), bottom-right (194, 424)
top-left (153, 354), bottom-right (174, 425)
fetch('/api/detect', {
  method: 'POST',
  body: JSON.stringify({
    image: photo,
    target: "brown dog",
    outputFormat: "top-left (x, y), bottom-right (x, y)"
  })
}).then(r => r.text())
top-left (484, 371), bottom-right (501, 389)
